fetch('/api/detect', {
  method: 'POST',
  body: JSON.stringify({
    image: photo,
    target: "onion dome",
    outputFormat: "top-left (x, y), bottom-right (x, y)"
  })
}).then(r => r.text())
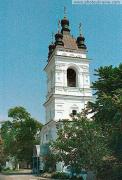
top-left (55, 32), bottom-right (64, 46)
top-left (61, 7), bottom-right (70, 34)
top-left (76, 23), bottom-right (87, 49)
top-left (61, 17), bottom-right (70, 34)
top-left (48, 43), bottom-right (55, 59)
top-left (76, 35), bottom-right (87, 49)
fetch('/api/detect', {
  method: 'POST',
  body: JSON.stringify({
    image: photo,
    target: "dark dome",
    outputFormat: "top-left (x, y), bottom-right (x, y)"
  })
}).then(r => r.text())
top-left (77, 36), bottom-right (85, 42)
top-left (55, 32), bottom-right (64, 46)
top-left (61, 17), bottom-right (69, 26)
top-left (55, 32), bottom-right (63, 39)
top-left (49, 43), bottom-right (55, 50)
top-left (48, 43), bottom-right (55, 59)
top-left (61, 17), bottom-right (70, 33)
top-left (76, 35), bottom-right (87, 49)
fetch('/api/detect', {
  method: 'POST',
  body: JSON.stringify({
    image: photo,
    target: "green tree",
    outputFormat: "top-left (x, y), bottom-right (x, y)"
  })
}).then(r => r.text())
top-left (52, 114), bottom-right (110, 175)
top-left (0, 134), bottom-right (7, 167)
top-left (87, 64), bottom-right (122, 179)
top-left (88, 64), bottom-right (122, 160)
top-left (1, 106), bottom-right (43, 167)
top-left (88, 64), bottom-right (122, 125)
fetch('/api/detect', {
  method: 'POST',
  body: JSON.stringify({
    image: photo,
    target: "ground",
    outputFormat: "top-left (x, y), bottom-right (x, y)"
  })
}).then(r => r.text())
top-left (0, 174), bottom-right (38, 180)
top-left (0, 170), bottom-right (51, 180)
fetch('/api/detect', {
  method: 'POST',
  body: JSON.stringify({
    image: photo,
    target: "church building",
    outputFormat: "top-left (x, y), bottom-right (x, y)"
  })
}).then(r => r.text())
top-left (40, 11), bottom-right (92, 171)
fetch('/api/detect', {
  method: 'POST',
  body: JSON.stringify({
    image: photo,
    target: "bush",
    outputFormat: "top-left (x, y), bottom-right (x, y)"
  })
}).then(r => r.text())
top-left (3, 167), bottom-right (11, 171)
top-left (97, 162), bottom-right (122, 180)
top-left (51, 172), bottom-right (69, 179)
top-left (112, 165), bottom-right (122, 180)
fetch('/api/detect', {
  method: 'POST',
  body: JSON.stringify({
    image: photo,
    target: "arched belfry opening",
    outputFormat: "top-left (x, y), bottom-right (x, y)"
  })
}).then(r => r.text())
top-left (67, 68), bottom-right (77, 87)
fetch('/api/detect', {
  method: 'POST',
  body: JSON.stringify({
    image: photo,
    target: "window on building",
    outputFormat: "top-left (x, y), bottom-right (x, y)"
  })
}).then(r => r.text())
top-left (46, 134), bottom-right (48, 141)
top-left (67, 68), bottom-right (76, 87)
top-left (72, 110), bottom-right (77, 116)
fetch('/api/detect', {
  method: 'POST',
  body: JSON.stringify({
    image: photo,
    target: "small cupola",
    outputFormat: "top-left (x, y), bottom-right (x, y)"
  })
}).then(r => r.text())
top-left (61, 7), bottom-right (70, 34)
top-left (48, 33), bottom-right (55, 59)
top-left (76, 23), bottom-right (87, 49)
top-left (61, 17), bottom-right (70, 34)
top-left (48, 43), bottom-right (55, 59)
top-left (55, 32), bottom-right (64, 46)
top-left (55, 20), bottom-right (64, 47)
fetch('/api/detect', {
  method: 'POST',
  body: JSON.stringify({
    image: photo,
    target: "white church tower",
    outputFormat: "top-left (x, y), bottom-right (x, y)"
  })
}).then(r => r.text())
top-left (40, 12), bottom-right (92, 164)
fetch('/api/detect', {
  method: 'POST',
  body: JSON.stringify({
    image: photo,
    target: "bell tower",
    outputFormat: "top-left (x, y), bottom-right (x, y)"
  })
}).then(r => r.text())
top-left (40, 10), bottom-right (92, 150)
top-left (44, 15), bottom-right (92, 124)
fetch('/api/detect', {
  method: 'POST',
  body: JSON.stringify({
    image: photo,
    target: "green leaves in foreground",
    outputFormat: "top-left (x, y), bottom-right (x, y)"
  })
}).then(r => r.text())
top-left (52, 114), bottom-right (110, 173)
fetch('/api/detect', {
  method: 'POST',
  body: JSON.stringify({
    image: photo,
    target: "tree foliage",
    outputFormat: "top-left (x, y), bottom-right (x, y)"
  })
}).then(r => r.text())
top-left (52, 114), bottom-right (110, 174)
top-left (86, 64), bottom-right (122, 178)
top-left (88, 64), bottom-right (122, 161)
top-left (0, 134), bottom-right (7, 166)
top-left (1, 106), bottom-right (43, 166)
top-left (88, 64), bottom-right (122, 127)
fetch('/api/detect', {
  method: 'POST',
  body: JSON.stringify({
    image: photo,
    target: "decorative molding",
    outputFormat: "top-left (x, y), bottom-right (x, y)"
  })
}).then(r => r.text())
top-left (57, 50), bottom-right (86, 59)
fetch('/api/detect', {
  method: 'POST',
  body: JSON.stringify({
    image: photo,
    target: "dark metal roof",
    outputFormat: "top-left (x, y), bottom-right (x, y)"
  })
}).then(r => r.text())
top-left (63, 34), bottom-right (78, 50)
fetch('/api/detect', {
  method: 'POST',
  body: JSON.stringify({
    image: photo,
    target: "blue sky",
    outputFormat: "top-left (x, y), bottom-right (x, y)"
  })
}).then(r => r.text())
top-left (0, 0), bottom-right (122, 123)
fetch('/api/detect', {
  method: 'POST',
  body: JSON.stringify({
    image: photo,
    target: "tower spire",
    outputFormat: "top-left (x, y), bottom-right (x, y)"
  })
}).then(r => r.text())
top-left (76, 21), bottom-right (86, 49)
top-left (58, 20), bottom-right (61, 33)
top-left (61, 7), bottom-right (70, 34)
top-left (55, 20), bottom-right (64, 47)
top-left (48, 32), bottom-right (55, 60)
top-left (51, 32), bottom-right (54, 44)
top-left (79, 23), bottom-right (82, 36)
top-left (64, 6), bottom-right (67, 18)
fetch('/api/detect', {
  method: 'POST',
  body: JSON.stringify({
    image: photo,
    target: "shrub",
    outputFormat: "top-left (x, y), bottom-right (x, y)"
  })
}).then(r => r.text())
top-left (112, 164), bottom-right (122, 180)
top-left (3, 167), bottom-right (11, 171)
top-left (51, 172), bottom-right (69, 179)
top-left (97, 162), bottom-right (122, 180)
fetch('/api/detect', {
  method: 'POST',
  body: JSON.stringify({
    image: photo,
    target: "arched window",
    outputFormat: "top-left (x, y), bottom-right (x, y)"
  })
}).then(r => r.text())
top-left (72, 110), bottom-right (77, 116)
top-left (67, 68), bottom-right (76, 87)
